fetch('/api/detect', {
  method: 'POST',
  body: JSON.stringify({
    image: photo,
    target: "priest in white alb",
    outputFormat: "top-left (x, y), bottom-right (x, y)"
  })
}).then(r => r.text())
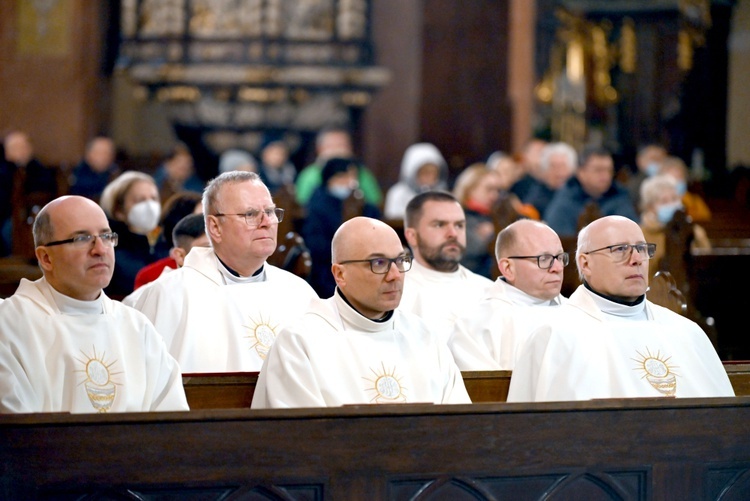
top-left (398, 191), bottom-right (492, 344)
top-left (252, 217), bottom-right (471, 408)
top-left (0, 195), bottom-right (188, 413)
top-left (507, 215), bottom-right (734, 402)
top-left (124, 171), bottom-right (317, 373)
top-left (448, 219), bottom-right (568, 370)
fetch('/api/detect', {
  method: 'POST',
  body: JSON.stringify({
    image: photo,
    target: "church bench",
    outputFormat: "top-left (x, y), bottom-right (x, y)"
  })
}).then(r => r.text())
top-left (2, 397), bottom-right (750, 499)
top-left (182, 364), bottom-right (750, 409)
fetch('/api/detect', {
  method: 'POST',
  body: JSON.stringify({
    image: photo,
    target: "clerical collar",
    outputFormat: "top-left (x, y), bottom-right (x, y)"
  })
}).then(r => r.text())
top-left (45, 280), bottom-right (104, 315)
top-left (216, 254), bottom-right (265, 284)
top-left (583, 280), bottom-right (645, 306)
top-left (336, 288), bottom-right (394, 323)
top-left (500, 277), bottom-right (560, 306)
top-left (582, 281), bottom-right (647, 321)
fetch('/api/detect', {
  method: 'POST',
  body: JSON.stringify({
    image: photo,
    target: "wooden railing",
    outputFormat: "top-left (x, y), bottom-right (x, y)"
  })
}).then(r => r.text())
top-left (2, 397), bottom-right (750, 499)
top-left (183, 363), bottom-right (750, 409)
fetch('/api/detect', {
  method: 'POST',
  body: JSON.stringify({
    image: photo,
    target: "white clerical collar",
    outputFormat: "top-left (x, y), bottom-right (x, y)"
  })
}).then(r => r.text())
top-left (217, 257), bottom-right (266, 285)
top-left (582, 286), bottom-right (648, 321)
top-left (44, 280), bottom-right (104, 315)
top-left (410, 259), bottom-right (462, 281)
top-left (334, 289), bottom-right (394, 333)
top-left (500, 278), bottom-right (560, 306)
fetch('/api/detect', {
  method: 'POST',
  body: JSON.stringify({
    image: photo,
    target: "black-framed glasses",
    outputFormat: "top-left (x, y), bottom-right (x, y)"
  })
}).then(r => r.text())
top-left (213, 207), bottom-right (284, 227)
top-left (583, 243), bottom-right (656, 262)
top-left (506, 252), bottom-right (569, 269)
top-left (338, 254), bottom-right (413, 274)
top-left (42, 232), bottom-right (119, 248)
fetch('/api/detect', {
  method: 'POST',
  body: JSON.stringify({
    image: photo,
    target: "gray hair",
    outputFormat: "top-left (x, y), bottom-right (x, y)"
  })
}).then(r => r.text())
top-left (202, 170), bottom-right (263, 217)
top-left (639, 174), bottom-right (678, 212)
top-left (32, 207), bottom-right (53, 248)
top-left (575, 221), bottom-right (596, 281)
top-left (99, 171), bottom-right (157, 219)
top-left (540, 142), bottom-right (577, 174)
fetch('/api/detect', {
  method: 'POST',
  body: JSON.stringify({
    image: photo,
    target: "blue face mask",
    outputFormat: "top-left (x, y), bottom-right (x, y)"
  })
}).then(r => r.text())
top-left (329, 185), bottom-right (352, 200)
top-left (674, 180), bottom-right (688, 197)
top-left (645, 162), bottom-right (661, 177)
top-left (656, 202), bottom-right (683, 224)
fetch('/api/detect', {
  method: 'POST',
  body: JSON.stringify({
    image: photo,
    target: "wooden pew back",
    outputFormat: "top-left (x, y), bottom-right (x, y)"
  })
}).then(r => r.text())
top-left (182, 364), bottom-right (750, 409)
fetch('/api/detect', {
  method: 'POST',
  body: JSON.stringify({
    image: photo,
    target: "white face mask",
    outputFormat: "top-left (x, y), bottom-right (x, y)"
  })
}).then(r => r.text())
top-left (655, 201), bottom-right (683, 224)
top-left (329, 185), bottom-right (353, 200)
top-left (127, 200), bottom-right (161, 234)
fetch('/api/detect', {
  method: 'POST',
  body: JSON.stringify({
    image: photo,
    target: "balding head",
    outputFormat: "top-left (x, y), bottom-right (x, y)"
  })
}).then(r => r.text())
top-left (34, 196), bottom-right (116, 301)
top-left (331, 217), bottom-right (408, 319)
top-left (576, 215), bottom-right (650, 301)
top-left (495, 219), bottom-right (566, 301)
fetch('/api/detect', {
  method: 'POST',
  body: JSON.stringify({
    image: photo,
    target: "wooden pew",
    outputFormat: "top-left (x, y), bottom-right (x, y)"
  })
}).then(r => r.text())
top-left (3, 397), bottom-right (750, 499)
top-left (183, 364), bottom-right (750, 409)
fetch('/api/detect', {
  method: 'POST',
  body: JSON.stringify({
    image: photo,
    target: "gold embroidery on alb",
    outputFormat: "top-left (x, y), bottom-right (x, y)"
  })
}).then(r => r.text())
top-left (632, 348), bottom-right (680, 396)
top-left (363, 362), bottom-right (407, 403)
top-left (74, 346), bottom-right (122, 412)
top-left (244, 313), bottom-right (278, 359)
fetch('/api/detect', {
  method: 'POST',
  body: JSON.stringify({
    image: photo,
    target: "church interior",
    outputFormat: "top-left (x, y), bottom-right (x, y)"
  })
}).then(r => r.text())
top-left (2, 1), bottom-right (750, 498)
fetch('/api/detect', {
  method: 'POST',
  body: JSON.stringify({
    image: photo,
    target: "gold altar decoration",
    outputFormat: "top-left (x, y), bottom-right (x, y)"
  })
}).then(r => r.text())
top-left (537, 2), bottom-right (712, 150)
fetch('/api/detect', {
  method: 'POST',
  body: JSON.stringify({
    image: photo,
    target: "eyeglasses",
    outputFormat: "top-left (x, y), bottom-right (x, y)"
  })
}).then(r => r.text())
top-left (213, 208), bottom-right (284, 227)
top-left (583, 243), bottom-right (656, 262)
top-left (506, 252), bottom-right (569, 269)
top-left (338, 254), bottom-right (413, 274)
top-left (42, 232), bottom-right (119, 248)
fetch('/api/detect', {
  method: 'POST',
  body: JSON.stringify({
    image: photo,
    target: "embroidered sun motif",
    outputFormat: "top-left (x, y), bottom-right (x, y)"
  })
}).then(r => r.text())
top-left (244, 313), bottom-right (278, 359)
top-left (363, 362), bottom-right (407, 403)
top-left (632, 347), bottom-right (679, 396)
top-left (74, 347), bottom-right (122, 412)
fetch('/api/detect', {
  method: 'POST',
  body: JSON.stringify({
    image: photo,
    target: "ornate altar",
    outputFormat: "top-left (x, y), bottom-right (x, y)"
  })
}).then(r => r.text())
top-left (116, 0), bottom-right (390, 155)
top-left (534, 0), bottom-right (725, 172)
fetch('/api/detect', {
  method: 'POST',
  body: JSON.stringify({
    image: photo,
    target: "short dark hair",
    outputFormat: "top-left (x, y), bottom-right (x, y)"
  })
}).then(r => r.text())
top-left (160, 191), bottom-right (203, 248)
top-left (404, 190), bottom-right (459, 228)
top-left (172, 213), bottom-right (206, 250)
top-left (579, 146), bottom-right (611, 168)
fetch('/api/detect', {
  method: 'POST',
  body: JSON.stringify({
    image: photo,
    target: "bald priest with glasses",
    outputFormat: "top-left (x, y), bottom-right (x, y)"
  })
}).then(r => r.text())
top-left (507, 215), bottom-right (734, 402)
top-left (124, 171), bottom-right (317, 373)
top-left (0, 196), bottom-right (188, 413)
top-left (252, 217), bottom-right (471, 408)
top-left (448, 219), bottom-right (569, 371)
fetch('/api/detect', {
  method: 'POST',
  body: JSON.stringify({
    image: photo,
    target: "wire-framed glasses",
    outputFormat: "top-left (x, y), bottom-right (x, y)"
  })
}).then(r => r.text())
top-left (42, 232), bottom-right (119, 248)
top-left (213, 208), bottom-right (284, 227)
top-left (506, 252), bottom-right (569, 269)
top-left (583, 243), bottom-right (656, 262)
top-left (338, 254), bottom-right (413, 274)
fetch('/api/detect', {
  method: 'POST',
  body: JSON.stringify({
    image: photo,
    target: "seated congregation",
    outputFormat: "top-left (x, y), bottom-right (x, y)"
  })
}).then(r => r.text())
top-left (0, 177), bottom-right (737, 413)
top-left (0, 128), bottom-right (746, 414)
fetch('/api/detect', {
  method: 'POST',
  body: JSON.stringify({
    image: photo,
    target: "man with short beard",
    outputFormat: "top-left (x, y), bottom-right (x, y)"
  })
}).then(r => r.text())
top-left (399, 191), bottom-right (493, 344)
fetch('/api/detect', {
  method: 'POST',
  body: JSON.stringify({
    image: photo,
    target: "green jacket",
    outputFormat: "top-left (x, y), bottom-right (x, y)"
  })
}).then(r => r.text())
top-left (295, 162), bottom-right (383, 207)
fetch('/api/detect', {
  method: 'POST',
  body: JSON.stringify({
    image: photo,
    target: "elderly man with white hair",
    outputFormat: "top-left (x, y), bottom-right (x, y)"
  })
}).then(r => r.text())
top-left (124, 171), bottom-right (317, 373)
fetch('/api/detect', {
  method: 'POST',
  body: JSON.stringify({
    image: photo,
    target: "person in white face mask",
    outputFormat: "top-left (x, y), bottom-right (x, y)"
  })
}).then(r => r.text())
top-left (301, 157), bottom-right (382, 298)
top-left (638, 174), bottom-right (711, 278)
top-left (99, 171), bottom-right (166, 298)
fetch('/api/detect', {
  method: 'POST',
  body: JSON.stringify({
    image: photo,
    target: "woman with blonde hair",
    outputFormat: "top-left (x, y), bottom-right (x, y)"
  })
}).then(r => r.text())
top-left (453, 163), bottom-right (503, 278)
top-left (639, 174), bottom-right (711, 278)
top-left (100, 171), bottom-right (166, 298)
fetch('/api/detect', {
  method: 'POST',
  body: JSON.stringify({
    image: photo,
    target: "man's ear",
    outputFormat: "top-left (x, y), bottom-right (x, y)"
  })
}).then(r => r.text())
top-left (578, 254), bottom-right (591, 280)
top-left (497, 257), bottom-right (513, 281)
top-left (206, 215), bottom-right (222, 244)
top-left (331, 263), bottom-right (346, 288)
top-left (170, 247), bottom-right (187, 267)
top-left (35, 246), bottom-right (53, 273)
top-left (404, 227), bottom-right (417, 248)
